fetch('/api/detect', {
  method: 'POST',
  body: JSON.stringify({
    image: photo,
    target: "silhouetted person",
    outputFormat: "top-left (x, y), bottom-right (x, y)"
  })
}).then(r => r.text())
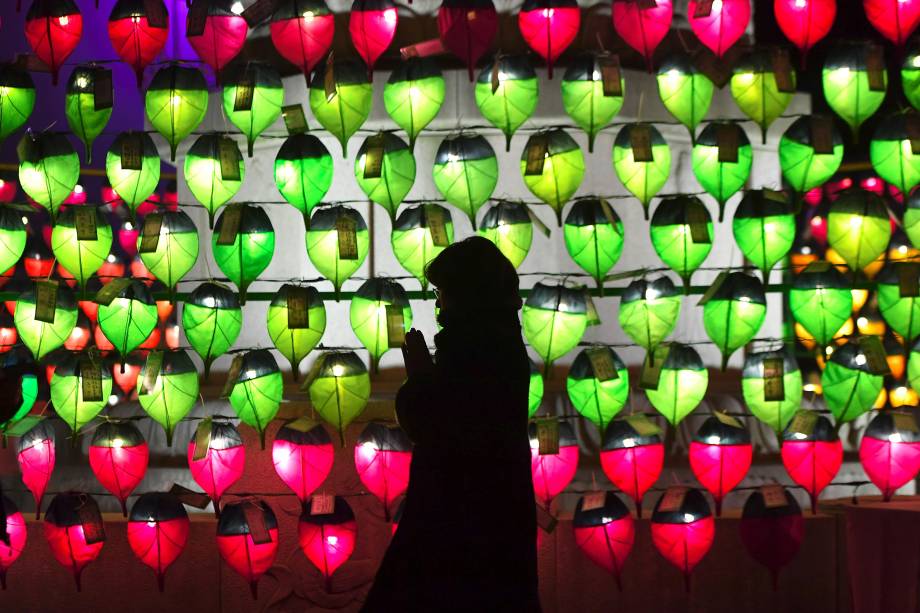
top-left (362, 236), bottom-right (540, 612)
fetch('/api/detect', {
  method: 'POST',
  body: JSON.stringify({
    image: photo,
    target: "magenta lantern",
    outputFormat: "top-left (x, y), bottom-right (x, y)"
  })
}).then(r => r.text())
top-left (650, 487), bottom-right (715, 591)
top-left (271, 419), bottom-right (335, 505)
top-left (518, 0), bottom-right (580, 79)
top-left (572, 491), bottom-right (635, 590)
top-left (774, 0), bottom-right (836, 66)
top-left (0, 496), bottom-right (27, 589)
top-left (217, 500), bottom-right (279, 599)
top-left (24, 0), bottom-right (83, 85)
top-left (349, 0), bottom-right (398, 78)
top-left (108, 0), bottom-right (170, 87)
top-left (88, 421), bottom-right (149, 516)
top-left (599, 416), bottom-right (665, 517)
top-left (859, 411), bottom-right (920, 501)
top-left (688, 415), bottom-right (753, 516)
top-left (438, 0), bottom-right (499, 81)
top-left (864, 0), bottom-right (920, 45)
top-left (127, 492), bottom-right (190, 591)
top-left (186, 0), bottom-right (249, 76)
top-left (187, 420), bottom-right (245, 514)
top-left (17, 420), bottom-right (55, 519)
top-left (298, 496), bottom-right (358, 591)
top-left (529, 421), bottom-right (579, 509)
top-left (687, 0), bottom-right (750, 58)
top-left (44, 492), bottom-right (105, 591)
top-left (354, 421), bottom-right (412, 520)
top-left (270, 0), bottom-right (335, 79)
top-left (612, 0), bottom-right (672, 72)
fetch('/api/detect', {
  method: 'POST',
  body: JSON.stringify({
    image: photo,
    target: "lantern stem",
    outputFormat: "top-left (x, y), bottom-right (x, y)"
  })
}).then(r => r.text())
top-left (810, 493), bottom-right (817, 515)
top-left (0, 570), bottom-right (6, 590)
top-left (587, 134), bottom-right (595, 154)
top-left (85, 144), bottom-right (93, 165)
top-left (74, 568), bottom-right (83, 592)
top-left (157, 573), bottom-right (165, 593)
top-left (504, 134), bottom-right (512, 153)
top-left (325, 576), bottom-right (332, 593)
top-left (469, 212), bottom-right (478, 232)
top-left (683, 572), bottom-right (691, 593)
top-left (119, 498), bottom-right (128, 517)
top-left (34, 495), bottom-right (43, 520)
top-left (720, 354), bottom-right (729, 372)
top-left (250, 581), bottom-right (259, 599)
top-left (208, 210), bottom-right (216, 231)
top-left (303, 213), bottom-right (311, 232)
top-left (635, 497), bottom-right (642, 519)
top-left (714, 498), bottom-right (722, 517)
top-left (259, 428), bottom-right (267, 450)
top-left (169, 144), bottom-right (178, 163)
top-left (642, 204), bottom-right (650, 222)
top-left (248, 140), bottom-right (255, 158)
top-left (165, 428), bottom-right (174, 447)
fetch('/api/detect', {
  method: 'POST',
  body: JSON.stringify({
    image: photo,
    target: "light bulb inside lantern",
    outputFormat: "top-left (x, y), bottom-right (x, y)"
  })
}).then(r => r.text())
top-left (302, 11), bottom-right (315, 21)
top-left (331, 364), bottom-right (345, 377)
top-left (59, 16), bottom-right (69, 26)
top-left (231, 1), bottom-right (245, 14)
top-left (112, 438), bottom-right (124, 449)
top-left (383, 9), bottom-right (397, 24)
top-left (854, 353), bottom-right (867, 366)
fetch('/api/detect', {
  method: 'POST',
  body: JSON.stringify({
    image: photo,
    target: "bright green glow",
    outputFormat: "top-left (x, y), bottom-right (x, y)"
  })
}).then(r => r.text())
top-left (827, 194), bottom-right (891, 271)
top-left (0, 82), bottom-right (35, 143)
top-left (384, 75), bottom-right (445, 149)
top-left (145, 66), bottom-right (209, 161)
top-left (354, 136), bottom-right (416, 221)
top-left (65, 73), bottom-right (112, 164)
top-left (779, 129), bottom-right (844, 193)
top-left (732, 211), bottom-right (795, 279)
top-left (561, 73), bottom-right (625, 152)
top-left (0, 213), bottom-right (27, 274)
top-left (528, 360), bottom-right (544, 418)
top-left (474, 76), bottom-right (539, 151)
top-left (789, 283), bottom-right (851, 347)
top-left (519, 134), bottom-right (585, 224)
top-left (742, 368), bottom-right (802, 435)
top-left (477, 204), bottom-right (533, 269)
top-left (907, 202), bottom-right (920, 249)
top-left (98, 296), bottom-right (158, 359)
top-left (349, 297), bottom-right (413, 365)
top-left (650, 202), bottom-right (713, 289)
top-left (267, 302), bottom-right (326, 377)
top-left (211, 208), bottom-right (275, 303)
top-left (909, 343), bottom-right (920, 392)
top-left (391, 207), bottom-right (455, 289)
top-left (273, 134), bottom-right (333, 221)
top-left (50, 369), bottom-right (112, 435)
top-left (563, 204), bottom-right (624, 287)
top-left (222, 75), bottom-right (283, 157)
top-left (0, 371), bottom-right (37, 433)
top-left (730, 69), bottom-right (794, 142)
top-left (51, 212), bottom-right (113, 289)
top-left (230, 371), bottom-right (283, 446)
top-left (822, 360), bottom-right (883, 423)
top-left (904, 56), bottom-right (920, 111)
top-left (522, 307), bottom-right (587, 366)
top-left (822, 65), bottom-right (887, 136)
top-left (618, 292), bottom-right (680, 356)
top-left (432, 137), bottom-right (497, 229)
top-left (702, 297), bottom-right (766, 369)
top-left (18, 136), bottom-right (80, 219)
top-left (656, 66), bottom-right (712, 139)
top-left (566, 349), bottom-right (629, 433)
top-left (105, 134), bottom-right (161, 216)
top-left (870, 133), bottom-right (920, 195)
top-left (309, 73), bottom-right (372, 157)
top-left (184, 136), bottom-right (245, 227)
top-left (691, 138), bottom-right (753, 212)
top-left (613, 135), bottom-right (671, 217)
top-left (182, 302), bottom-right (242, 376)
top-left (305, 210), bottom-right (370, 293)
top-left (309, 355), bottom-right (371, 444)
top-left (137, 352), bottom-right (199, 446)
top-left (646, 365), bottom-right (708, 426)
top-left (15, 290), bottom-right (77, 360)
top-left (137, 212), bottom-right (199, 293)
top-left (878, 281), bottom-right (920, 341)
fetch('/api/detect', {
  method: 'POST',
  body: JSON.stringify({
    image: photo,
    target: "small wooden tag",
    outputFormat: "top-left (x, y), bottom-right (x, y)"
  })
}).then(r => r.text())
top-left (386, 304), bottom-right (406, 348)
top-left (771, 48), bottom-right (795, 93)
top-left (716, 124), bottom-right (739, 163)
top-left (34, 280), bottom-right (58, 324)
top-left (243, 502), bottom-right (273, 544)
top-left (73, 207), bottom-right (97, 241)
top-left (906, 113), bottom-right (920, 155)
top-left (584, 292), bottom-right (601, 327)
top-left (524, 134), bottom-right (549, 176)
top-left (140, 350), bottom-right (164, 395)
top-left (93, 68), bottom-right (113, 111)
top-left (639, 345), bottom-right (670, 390)
top-left (363, 135), bottom-right (386, 179)
top-left (789, 410), bottom-right (817, 436)
top-left (220, 354), bottom-right (245, 398)
top-left (79, 355), bottom-right (104, 402)
top-left (693, 51), bottom-right (730, 88)
top-left (186, 0), bottom-right (209, 37)
top-left (144, 0), bottom-right (169, 28)
top-left (760, 484), bottom-right (788, 509)
top-left (77, 496), bottom-right (106, 544)
top-left (586, 347), bottom-right (618, 382)
top-left (658, 486), bottom-right (689, 513)
top-left (859, 336), bottom-right (890, 376)
top-left (120, 133), bottom-right (144, 171)
top-left (762, 357), bottom-right (785, 401)
top-left (625, 413), bottom-right (662, 437)
top-left (687, 202), bottom-right (711, 244)
top-left (810, 116), bottom-right (835, 154)
top-left (94, 278), bottom-right (133, 306)
top-left (193, 418), bottom-right (212, 461)
top-left (242, 0), bottom-right (276, 27)
top-left (233, 73), bottom-right (255, 112)
top-left (139, 213), bottom-right (163, 253)
top-left (169, 483), bottom-right (211, 509)
top-left (713, 410), bottom-right (743, 428)
top-left (524, 204), bottom-right (552, 238)
top-left (629, 125), bottom-right (653, 162)
top-left (216, 205), bottom-right (242, 246)
top-left (536, 418), bottom-right (560, 455)
top-left (282, 104), bottom-right (308, 135)
top-left (425, 205), bottom-right (450, 247)
top-left (491, 57), bottom-right (501, 94)
top-left (284, 416), bottom-right (319, 433)
top-left (287, 286), bottom-right (310, 329)
top-left (697, 271), bottom-right (728, 306)
top-left (336, 215), bottom-right (359, 260)
top-left (324, 56), bottom-right (337, 101)
top-left (581, 491), bottom-right (606, 511)
top-left (311, 493), bottom-right (335, 515)
top-left (892, 411), bottom-right (920, 433)
top-left (866, 45), bottom-right (886, 92)
top-left (299, 354), bottom-right (329, 392)
top-left (898, 262), bottom-right (920, 297)
top-left (218, 137), bottom-right (241, 181)
top-left (599, 54), bottom-right (623, 97)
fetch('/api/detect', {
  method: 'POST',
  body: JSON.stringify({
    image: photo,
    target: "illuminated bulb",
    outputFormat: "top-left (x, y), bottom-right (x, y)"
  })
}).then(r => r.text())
top-left (705, 435), bottom-right (722, 444)
top-left (738, 296), bottom-right (751, 303)
top-left (170, 95), bottom-right (182, 107)
top-left (326, 535), bottom-right (339, 547)
top-left (59, 16), bottom-right (69, 26)
top-left (231, 1), bottom-right (245, 14)
top-left (106, 254), bottom-right (119, 263)
top-left (857, 316), bottom-right (869, 329)
top-left (855, 353), bottom-right (867, 366)
top-left (446, 152), bottom-right (459, 163)
top-left (409, 86), bottom-right (421, 101)
top-left (591, 70), bottom-right (601, 81)
top-left (497, 71), bottom-right (508, 82)
top-left (497, 221), bottom-right (511, 236)
top-left (383, 9), bottom-right (397, 24)
top-left (644, 289), bottom-right (659, 302)
top-left (146, 520), bottom-right (157, 528)
top-left (244, 369), bottom-right (258, 380)
top-left (899, 244), bottom-right (909, 254)
top-left (542, 8), bottom-right (555, 17)
top-left (682, 513), bottom-right (695, 522)
top-left (124, 221), bottom-right (134, 231)
top-left (21, 216), bottom-right (29, 225)
top-left (830, 67), bottom-right (851, 85)
top-left (302, 10), bottom-right (315, 21)
top-left (803, 383), bottom-right (817, 393)
top-left (331, 364), bottom-right (345, 377)
top-left (913, 55), bottom-right (920, 69)
top-left (849, 216), bottom-right (863, 229)
top-left (108, 394), bottom-right (119, 405)
top-left (763, 222), bottom-right (775, 232)
top-left (736, 72), bottom-right (756, 86)
top-left (132, 15), bottom-right (141, 24)
top-left (619, 437), bottom-right (636, 448)
top-left (794, 0), bottom-right (807, 8)
top-left (666, 69), bottom-right (682, 85)
top-left (75, 76), bottom-right (88, 89)
top-left (74, 184), bottom-right (83, 194)
top-left (904, 140), bottom-right (915, 156)
top-left (800, 246), bottom-right (812, 255)
top-left (112, 438), bottom-right (124, 449)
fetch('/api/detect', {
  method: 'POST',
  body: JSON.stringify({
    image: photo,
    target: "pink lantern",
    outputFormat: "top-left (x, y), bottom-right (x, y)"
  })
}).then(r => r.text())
top-left (187, 420), bottom-right (245, 514)
top-left (864, 0), bottom-right (920, 46)
top-left (529, 421), bottom-right (579, 509)
top-left (186, 0), bottom-right (249, 76)
top-left (859, 411), bottom-right (920, 501)
top-left (349, 0), bottom-right (398, 78)
top-left (354, 422), bottom-right (412, 520)
top-left (572, 492), bottom-right (634, 590)
top-left (88, 421), bottom-right (149, 516)
top-left (217, 500), bottom-right (279, 599)
top-left (108, 0), bottom-right (170, 87)
top-left (298, 496), bottom-right (358, 591)
top-left (687, 0), bottom-right (750, 58)
top-left (774, 0), bottom-right (836, 66)
top-left (611, 0), bottom-right (672, 72)
top-left (272, 419), bottom-right (335, 504)
top-left (17, 420), bottom-right (55, 519)
top-left (518, 0), bottom-right (581, 79)
top-left (0, 496), bottom-right (27, 589)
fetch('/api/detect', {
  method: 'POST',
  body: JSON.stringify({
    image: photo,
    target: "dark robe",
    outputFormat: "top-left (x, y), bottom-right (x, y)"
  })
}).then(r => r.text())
top-left (362, 310), bottom-right (540, 612)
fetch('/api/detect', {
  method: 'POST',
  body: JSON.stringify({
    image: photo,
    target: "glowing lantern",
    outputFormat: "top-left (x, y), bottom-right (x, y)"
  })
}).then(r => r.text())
top-left (384, 58), bottom-right (444, 151)
top-left (774, 0), bottom-right (835, 64)
top-left (24, 0), bottom-right (83, 85)
top-left (613, 123), bottom-right (671, 219)
top-left (50, 352), bottom-right (112, 437)
top-left (529, 421), bottom-right (579, 508)
top-left (518, 0), bottom-right (579, 79)
top-left (309, 58), bottom-right (372, 158)
top-left (64, 311), bottom-right (91, 351)
top-left (88, 421), bottom-right (148, 516)
top-left (520, 129), bottom-right (585, 225)
top-left (354, 132), bottom-right (416, 221)
top-left (870, 112), bottom-right (920, 195)
top-left (212, 204), bottom-right (275, 304)
top-left (822, 43), bottom-right (887, 138)
top-left (739, 487), bottom-right (804, 588)
top-left (478, 201), bottom-right (533, 269)
top-left (0, 65), bottom-right (35, 144)
top-left (742, 349), bottom-right (802, 436)
top-left (910, 338), bottom-right (920, 391)
top-left (137, 210), bottom-right (199, 300)
top-left (559, 54), bottom-right (624, 152)
top-left (267, 284), bottom-right (326, 378)
top-left (187, 419), bottom-right (245, 511)
top-left (650, 487), bottom-right (715, 589)
top-left (701, 272), bottom-right (767, 370)
top-left (127, 492), bottom-right (189, 591)
top-left (102, 131), bottom-right (159, 220)
top-left (528, 359), bottom-right (544, 417)
top-left (145, 63), bottom-right (209, 161)
top-left (618, 276), bottom-right (680, 359)
top-left (274, 133), bottom-right (333, 227)
top-left (734, 192), bottom-right (797, 286)
top-left (0, 207), bottom-right (26, 275)
top-left (573, 492), bottom-right (634, 590)
top-left (827, 190), bottom-right (891, 272)
top-left (864, 0), bottom-right (920, 45)
top-left (272, 419), bottom-right (334, 503)
top-left (789, 261), bottom-right (851, 347)
top-left (349, 278), bottom-right (412, 369)
top-left (611, 0), bottom-right (672, 71)
top-left (15, 280), bottom-right (78, 360)
top-left (860, 410), bottom-right (920, 501)
top-left (392, 204), bottom-right (454, 290)
top-left (656, 55), bottom-right (713, 142)
top-left (0, 496), bottom-right (27, 589)
top-left (108, 0), bottom-right (169, 87)
top-left (23, 238), bottom-right (55, 280)
top-left (217, 500), bottom-right (278, 598)
top-left (17, 132), bottom-right (79, 221)
top-left (437, 0), bottom-right (499, 81)
top-left (689, 414), bottom-right (752, 515)
top-left (475, 55), bottom-right (539, 151)
top-left (64, 66), bottom-right (112, 164)
top-left (650, 195), bottom-right (712, 291)
top-left (0, 347), bottom-right (37, 435)
top-left (184, 134), bottom-right (245, 228)
top-left (17, 420), bottom-right (55, 519)
top-left (307, 351), bottom-right (371, 445)
top-left (222, 62), bottom-right (283, 157)
top-left (782, 411), bottom-right (842, 512)
top-left (822, 337), bottom-right (887, 424)
top-left (903, 41), bottom-right (920, 111)
top-left (44, 493), bottom-right (104, 591)
top-left (298, 496), bottom-right (357, 590)
top-left (0, 312), bottom-right (16, 355)
top-left (566, 346), bottom-right (629, 434)
top-left (51, 207), bottom-right (112, 292)
top-left (270, 0), bottom-right (334, 77)
top-left (646, 343), bottom-right (709, 426)
top-left (692, 122), bottom-right (752, 220)
top-left (227, 349), bottom-right (283, 448)
top-left (563, 198), bottom-right (623, 288)
top-left (687, 0), bottom-right (749, 57)
top-left (306, 206), bottom-right (369, 295)
top-left (432, 133), bottom-right (497, 229)
top-left (355, 422), bottom-right (412, 519)
top-left (731, 48), bottom-right (796, 143)
top-left (523, 281), bottom-right (588, 372)
top-left (97, 279), bottom-right (158, 364)
top-left (182, 282), bottom-right (242, 378)
top-left (186, 0), bottom-right (248, 75)
top-left (877, 262), bottom-right (920, 341)
top-left (350, 0), bottom-right (397, 76)
top-left (137, 349), bottom-right (198, 446)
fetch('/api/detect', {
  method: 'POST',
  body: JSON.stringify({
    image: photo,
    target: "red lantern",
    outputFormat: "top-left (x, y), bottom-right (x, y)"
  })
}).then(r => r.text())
top-left (57, 264), bottom-right (77, 290)
top-left (438, 0), bottom-right (499, 81)
top-left (600, 417), bottom-right (665, 517)
top-left (187, 420), bottom-right (245, 514)
top-left (529, 421), bottom-right (579, 509)
top-left (112, 358), bottom-right (142, 393)
top-left (164, 323), bottom-right (180, 349)
top-left (781, 413), bottom-right (842, 513)
top-left (23, 239), bottom-right (54, 280)
top-left (689, 415), bottom-right (753, 516)
top-left (611, 0), bottom-right (672, 72)
top-left (572, 492), bottom-right (635, 590)
top-left (270, 0), bottom-right (335, 78)
top-left (518, 0), bottom-right (580, 79)
top-left (119, 223), bottom-right (141, 259)
top-left (859, 411), bottom-right (920, 501)
top-left (101, 184), bottom-right (122, 210)
top-left (64, 312), bottom-right (92, 351)
top-left (89, 421), bottom-right (148, 515)
top-left (354, 422), bottom-right (412, 520)
top-left (44, 492), bottom-right (105, 591)
top-left (687, 0), bottom-right (750, 58)
top-left (650, 487), bottom-right (715, 591)
top-left (24, 0), bottom-right (83, 85)
top-left (17, 421), bottom-right (55, 519)
top-left (217, 500), bottom-right (279, 599)
top-left (108, 0), bottom-right (170, 87)
top-left (156, 299), bottom-right (174, 323)
top-left (97, 256), bottom-right (127, 283)
top-left (63, 185), bottom-right (86, 207)
top-left (272, 419), bottom-right (334, 505)
top-left (774, 0), bottom-right (836, 66)
top-left (130, 256), bottom-right (155, 286)
top-left (298, 496), bottom-right (357, 591)
top-left (94, 324), bottom-right (115, 355)
top-left (0, 179), bottom-right (16, 203)
top-left (186, 0), bottom-right (249, 76)
top-left (0, 496), bottom-right (27, 589)
top-left (127, 493), bottom-right (190, 591)
top-left (864, 0), bottom-right (920, 45)
top-left (739, 487), bottom-right (804, 589)
top-left (0, 310), bottom-right (16, 353)
top-left (349, 0), bottom-right (398, 79)
top-left (139, 326), bottom-right (161, 351)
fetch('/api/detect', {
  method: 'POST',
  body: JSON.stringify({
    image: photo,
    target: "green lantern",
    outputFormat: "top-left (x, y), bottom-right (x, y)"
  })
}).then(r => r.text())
top-left (741, 348), bottom-right (802, 436)
top-left (656, 55), bottom-right (713, 142)
top-left (212, 204), bottom-right (275, 304)
top-left (308, 351), bottom-right (371, 445)
top-left (877, 262), bottom-right (920, 342)
top-left (645, 343), bottom-right (708, 426)
top-left (105, 131), bottom-right (161, 220)
top-left (222, 62), bottom-right (284, 157)
top-left (137, 349), bottom-right (199, 446)
top-left (903, 41), bottom-right (920, 112)
top-left (561, 53), bottom-right (626, 152)
top-left (0, 206), bottom-right (27, 274)
top-left (18, 132), bottom-right (79, 221)
top-left (870, 112), bottom-right (920, 195)
top-left (618, 276), bottom-right (681, 359)
top-left (822, 337), bottom-right (886, 423)
top-left (384, 58), bottom-right (445, 150)
top-left (910, 337), bottom-right (920, 392)
top-left (827, 190), bottom-right (891, 272)
top-left (432, 133), bottom-right (498, 229)
top-left (566, 346), bottom-right (629, 433)
top-left (309, 58), bottom-right (373, 157)
top-left (15, 281), bottom-right (78, 360)
top-left (184, 133), bottom-right (245, 228)
top-left (228, 349), bottom-right (283, 448)
top-left (779, 115), bottom-right (844, 194)
top-left (691, 122), bottom-right (752, 221)
top-left (50, 206), bottom-right (112, 292)
top-left (613, 123), bottom-right (671, 219)
top-left (477, 201), bottom-right (533, 269)
top-left (391, 204), bottom-right (454, 290)
top-left (731, 189), bottom-right (796, 280)
top-left (266, 283), bottom-right (326, 378)
top-left (349, 278), bottom-right (412, 370)
top-left (520, 129), bottom-right (585, 225)
top-left (0, 64), bottom-right (35, 144)
top-left (528, 358), bottom-right (544, 418)
top-left (145, 63), bottom-right (209, 161)
top-left (306, 205), bottom-right (369, 295)
top-left (563, 198), bottom-right (624, 289)
top-left (137, 210), bottom-right (199, 300)
top-left (50, 352), bottom-right (112, 437)
top-left (475, 55), bottom-right (539, 151)
top-left (274, 132), bottom-right (333, 228)
top-left (522, 281), bottom-right (588, 373)
top-left (701, 272), bottom-right (767, 370)
top-left (650, 195), bottom-right (713, 291)
top-left (97, 280), bottom-right (158, 365)
top-left (181, 282), bottom-right (242, 378)
top-left (822, 42), bottom-right (887, 139)
top-left (65, 65), bottom-right (113, 164)
top-left (789, 261), bottom-right (852, 347)
top-left (0, 346), bottom-right (38, 434)
top-left (906, 191), bottom-right (920, 249)
top-left (354, 132), bottom-right (416, 221)
top-left (730, 48), bottom-right (796, 144)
